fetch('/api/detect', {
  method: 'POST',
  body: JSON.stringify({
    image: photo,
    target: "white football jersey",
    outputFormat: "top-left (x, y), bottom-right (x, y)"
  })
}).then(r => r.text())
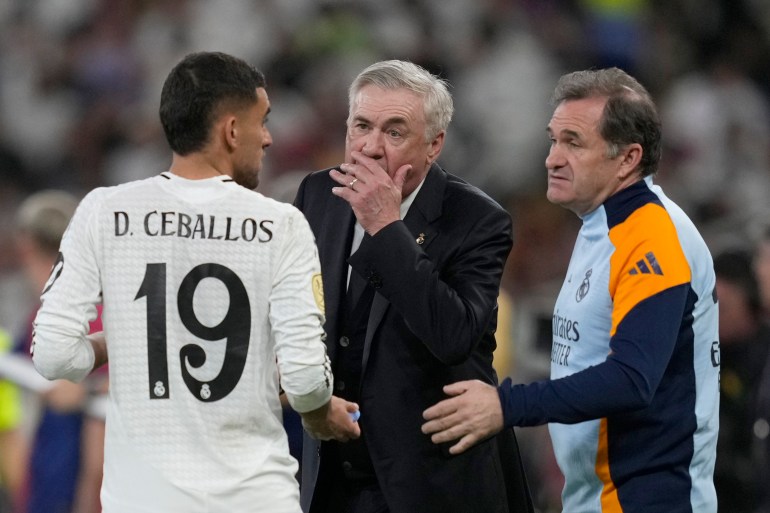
top-left (33, 172), bottom-right (332, 513)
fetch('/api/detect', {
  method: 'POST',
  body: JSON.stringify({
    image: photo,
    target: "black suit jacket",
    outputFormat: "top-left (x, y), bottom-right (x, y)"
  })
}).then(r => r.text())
top-left (295, 163), bottom-right (533, 513)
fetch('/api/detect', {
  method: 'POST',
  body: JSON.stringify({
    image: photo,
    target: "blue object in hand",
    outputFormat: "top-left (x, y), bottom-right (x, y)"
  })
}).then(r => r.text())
top-left (349, 410), bottom-right (361, 422)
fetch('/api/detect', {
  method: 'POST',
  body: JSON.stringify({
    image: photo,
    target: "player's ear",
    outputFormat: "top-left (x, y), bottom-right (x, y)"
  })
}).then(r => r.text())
top-left (222, 115), bottom-right (239, 151)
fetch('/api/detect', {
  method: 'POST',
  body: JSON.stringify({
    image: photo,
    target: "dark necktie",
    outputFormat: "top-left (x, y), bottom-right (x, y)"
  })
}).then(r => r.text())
top-left (345, 233), bottom-right (374, 321)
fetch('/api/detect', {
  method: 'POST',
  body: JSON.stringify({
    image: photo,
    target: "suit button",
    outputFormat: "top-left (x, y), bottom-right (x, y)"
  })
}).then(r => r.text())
top-left (336, 380), bottom-right (345, 391)
top-left (342, 461), bottom-right (353, 471)
top-left (339, 336), bottom-right (350, 347)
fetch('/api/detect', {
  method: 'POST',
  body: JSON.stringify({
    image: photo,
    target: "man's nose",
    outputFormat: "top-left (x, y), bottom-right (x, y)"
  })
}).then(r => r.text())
top-left (360, 131), bottom-right (384, 159)
top-left (545, 145), bottom-right (563, 170)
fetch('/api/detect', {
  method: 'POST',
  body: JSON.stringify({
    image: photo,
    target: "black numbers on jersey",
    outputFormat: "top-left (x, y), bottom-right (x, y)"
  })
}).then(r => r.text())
top-left (135, 263), bottom-right (170, 399)
top-left (135, 263), bottom-right (251, 402)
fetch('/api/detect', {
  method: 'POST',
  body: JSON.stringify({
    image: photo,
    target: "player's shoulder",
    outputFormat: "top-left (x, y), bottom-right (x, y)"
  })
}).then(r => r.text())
top-left (228, 187), bottom-right (313, 239)
top-left (234, 186), bottom-right (304, 219)
top-left (84, 175), bottom-right (162, 203)
top-left (76, 179), bottom-right (148, 216)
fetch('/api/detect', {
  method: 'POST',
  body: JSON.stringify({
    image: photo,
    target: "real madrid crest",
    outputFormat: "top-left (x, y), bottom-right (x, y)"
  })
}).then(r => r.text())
top-left (576, 268), bottom-right (591, 302)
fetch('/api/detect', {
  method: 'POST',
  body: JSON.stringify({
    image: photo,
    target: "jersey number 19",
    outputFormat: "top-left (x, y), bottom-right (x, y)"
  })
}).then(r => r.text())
top-left (135, 262), bottom-right (250, 402)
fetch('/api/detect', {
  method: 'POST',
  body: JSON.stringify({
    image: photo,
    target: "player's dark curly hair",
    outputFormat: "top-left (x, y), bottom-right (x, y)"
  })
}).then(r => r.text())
top-left (159, 52), bottom-right (266, 155)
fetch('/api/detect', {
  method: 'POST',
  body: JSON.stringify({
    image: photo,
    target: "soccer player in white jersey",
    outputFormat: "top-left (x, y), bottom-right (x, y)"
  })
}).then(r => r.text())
top-left (422, 68), bottom-right (720, 513)
top-left (32, 51), bottom-right (361, 513)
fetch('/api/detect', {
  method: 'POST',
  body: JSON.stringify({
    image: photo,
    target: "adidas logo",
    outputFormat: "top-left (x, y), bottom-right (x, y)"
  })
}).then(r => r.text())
top-left (629, 251), bottom-right (663, 275)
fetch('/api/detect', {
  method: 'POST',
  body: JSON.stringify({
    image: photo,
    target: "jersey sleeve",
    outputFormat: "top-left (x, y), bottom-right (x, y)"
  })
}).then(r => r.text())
top-left (269, 208), bottom-right (332, 413)
top-left (499, 203), bottom-right (693, 426)
top-left (32, 190), bottom-right (104, 382)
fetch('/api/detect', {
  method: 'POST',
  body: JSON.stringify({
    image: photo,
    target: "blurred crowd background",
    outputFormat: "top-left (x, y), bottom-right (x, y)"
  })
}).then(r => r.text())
top-left (0, 0), bottom-right (769, 512)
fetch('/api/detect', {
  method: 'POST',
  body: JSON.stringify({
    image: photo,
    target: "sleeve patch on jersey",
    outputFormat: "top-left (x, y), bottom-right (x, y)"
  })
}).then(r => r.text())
top-left (628, 251), bottom-right (664, 275)
top-left (312, 273), bottom-right (325, 311)
top-left (608, 203), bottom-right (691, 336)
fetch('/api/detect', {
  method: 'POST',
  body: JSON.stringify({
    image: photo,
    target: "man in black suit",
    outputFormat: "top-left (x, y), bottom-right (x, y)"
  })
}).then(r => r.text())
top-left (294, 59), bottom-right (533, 513)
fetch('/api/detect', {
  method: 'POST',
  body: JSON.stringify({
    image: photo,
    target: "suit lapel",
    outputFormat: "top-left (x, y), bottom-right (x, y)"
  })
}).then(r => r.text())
top-left (361, 164), bottom-right (446, 373)
top-left (402, 163), bottom-right (445, 251)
